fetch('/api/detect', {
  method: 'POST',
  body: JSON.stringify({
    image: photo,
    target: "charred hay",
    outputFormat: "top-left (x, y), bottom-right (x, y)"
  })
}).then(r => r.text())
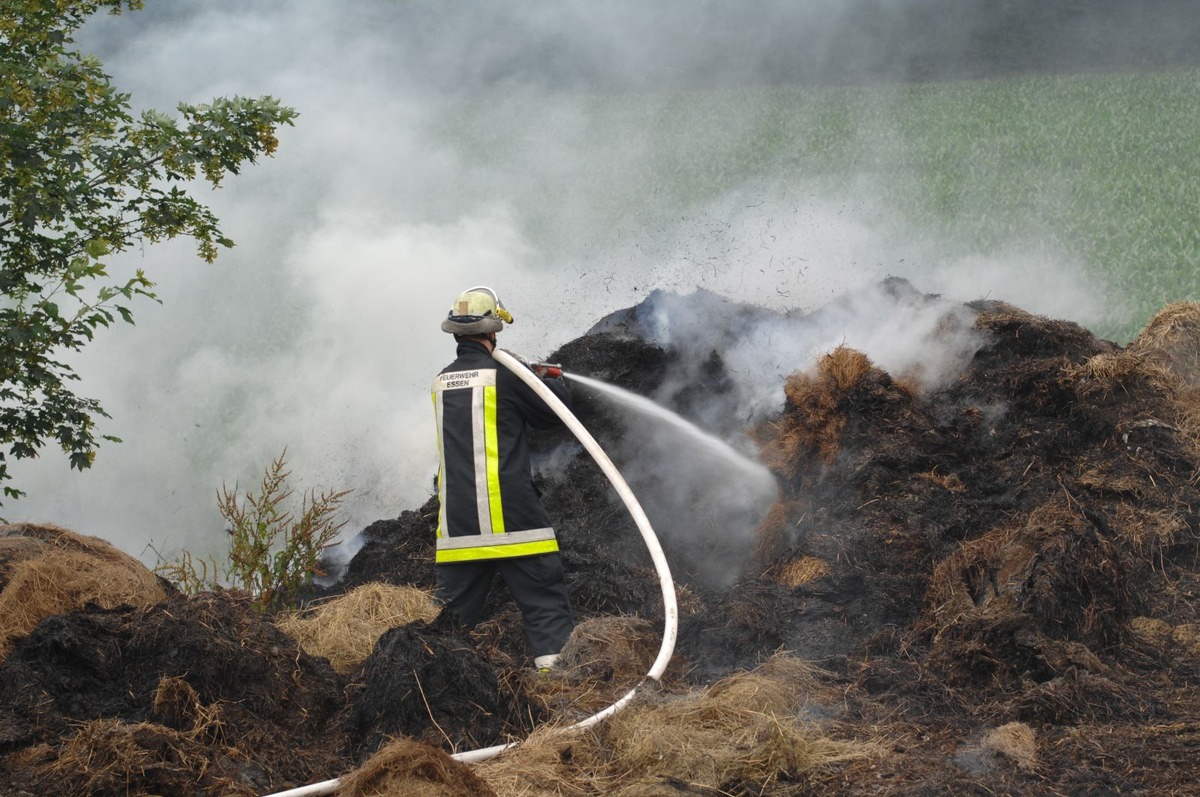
top-left (343, 611), bottom-right (537, 761)
top-left (5, 285), bottom-right (1200, 795)
top-left (0, 591), bottom-right (346, 791)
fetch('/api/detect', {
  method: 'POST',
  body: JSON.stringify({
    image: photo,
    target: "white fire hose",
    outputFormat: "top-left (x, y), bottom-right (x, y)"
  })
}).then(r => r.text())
top-left (261, 348), bottom-right (678, 796)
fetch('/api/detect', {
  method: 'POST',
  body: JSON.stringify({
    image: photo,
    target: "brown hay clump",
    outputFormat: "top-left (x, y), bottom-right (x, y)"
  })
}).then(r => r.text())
top-left (922, 500), bottom-right (1134, 690)
top-left (770, 555), bottom-right (830, 588)
top-left (756, 346), bottom-right (885, 480)
top-left (981, 722), bottom-right (1039, 772)
top-left (474, 729), bottom-right (597, 797)
top-left (523, 616), bottom-right (683, 723)
top-left (22, 718), bottom-right (254, 797)
top-left (1128, 301), bottom-right (1200, 387)
top-left (150, 676), bottom-right (226, 743)
top-left (338, 736), bottom-right (496, 797)
top-left (1123, 302), bottom-right (1200, 439)
top-left (0, 523), bottom-right (167, 660)
top-left (602, 655), bottom-right (867, 792)
top-left (556, 616), bottom-right (663, 682)
top-left (1062, 350), bottom-right (1177, 401)
top-left (479, 654), bottom-right (860, 797)
top-left (275, 582), bottom-right (439, 673)
top-left (750, 499), bottom-right (809, 573)
top-left (704, 652), bottom-right (823, 713)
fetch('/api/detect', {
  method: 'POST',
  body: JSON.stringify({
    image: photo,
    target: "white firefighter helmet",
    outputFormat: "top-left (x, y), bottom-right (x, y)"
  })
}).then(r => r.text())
top-left (440, 286), bottom-right (514, 335)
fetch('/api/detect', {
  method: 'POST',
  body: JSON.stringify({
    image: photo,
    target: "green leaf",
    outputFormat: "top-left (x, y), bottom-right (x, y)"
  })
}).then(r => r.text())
top-left (84, 238), bottom-right (111, 257)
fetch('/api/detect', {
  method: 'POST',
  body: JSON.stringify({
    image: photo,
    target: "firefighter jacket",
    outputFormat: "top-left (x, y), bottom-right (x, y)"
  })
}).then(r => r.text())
top-left (431, 339), bottom-right (571, 563)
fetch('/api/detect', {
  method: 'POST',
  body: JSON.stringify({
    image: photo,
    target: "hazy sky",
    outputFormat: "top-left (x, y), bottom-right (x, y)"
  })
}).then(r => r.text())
top-left (8, 1), bottom-right (1112, 563)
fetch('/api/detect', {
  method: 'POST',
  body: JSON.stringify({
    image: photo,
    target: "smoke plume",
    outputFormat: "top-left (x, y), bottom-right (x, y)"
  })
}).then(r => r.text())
top-left (8, 0), bottom-right (1140, 564)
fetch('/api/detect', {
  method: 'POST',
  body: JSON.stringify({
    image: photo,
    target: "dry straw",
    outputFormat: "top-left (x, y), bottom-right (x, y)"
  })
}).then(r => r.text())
top-left (150, 675), bottom-right (228, 745)
top-left (770, 555), bottom-right (830, 588)
top-left (0, 523), bottom-right (166, 660)
top-left (478, 653), bottom-right (870, 797)
top-left (752, 499), bottom-right (805, 572)
top-left (1122, 302), bottom-right (1200, 440)
top-left (556, 615), bottom-right (661, 681)
top-left (28, 718), bottom-right (254, 797)
top-left (603, 654), bottom-right (863, 791)
top-left (757, 346), bottom-right (878, 484)
top-left (1128, 301), bottom-right (1200, 385)
top-left (522, 616), bottom-right (682, 723)
top-left (337, 736), bottom-right (497, 797)
top-left (981, 722), bottom-right (1039, 772)
top-left (274, 582), bottom-right (440, 673)
top-left (1135, 300), bottom-right (1200, 439)
top-left (1130, 616), bottom-right (1200, 659)
top-left (473, 727), bottom-right (596, 797)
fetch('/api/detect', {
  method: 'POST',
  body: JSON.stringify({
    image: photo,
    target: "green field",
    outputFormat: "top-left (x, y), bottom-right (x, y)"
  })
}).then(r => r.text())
top-left (436, 68), bottom-right (1200, 342)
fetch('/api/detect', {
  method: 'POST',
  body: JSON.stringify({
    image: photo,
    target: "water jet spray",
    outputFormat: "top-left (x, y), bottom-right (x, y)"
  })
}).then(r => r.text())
top-left (564, 372), bottom-right (774, 487)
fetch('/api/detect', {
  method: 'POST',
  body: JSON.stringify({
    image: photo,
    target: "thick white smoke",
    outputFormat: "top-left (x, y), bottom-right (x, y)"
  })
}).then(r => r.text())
top-left (7, 1), bottom-right (1111, 565)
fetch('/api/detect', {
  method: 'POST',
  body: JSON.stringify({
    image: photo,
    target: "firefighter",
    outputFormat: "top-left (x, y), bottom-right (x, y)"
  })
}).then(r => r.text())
top-left (431, 286), bottom-right (575, 671)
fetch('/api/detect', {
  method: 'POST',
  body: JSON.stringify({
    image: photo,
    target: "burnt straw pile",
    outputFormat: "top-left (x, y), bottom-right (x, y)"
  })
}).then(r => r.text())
top-left (4, 280), bottom-right (1200, 795)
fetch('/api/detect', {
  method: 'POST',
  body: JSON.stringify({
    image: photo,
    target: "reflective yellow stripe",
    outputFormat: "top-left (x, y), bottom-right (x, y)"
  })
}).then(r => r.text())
top-left (436, 538), bottom-right (560, 563)
top-left (483, 384), bottom-right (504, 534)
top-left (432, 391), bottom-right (446, 539)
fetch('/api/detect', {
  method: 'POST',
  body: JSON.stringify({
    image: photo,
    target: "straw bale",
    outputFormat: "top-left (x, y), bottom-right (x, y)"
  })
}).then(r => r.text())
top-left (484, 654), bottom-right (853, 796)
top-left (981, 722), bottom-right (1038, 771)
top-left (1171, 624), bottom-right (1200, 659)
top-left (610, 782), bottom-right (694, 797)
top-left (1174, 384), bottom-right (1200, 438)
top-left (0, 535), bottom-right (46, 588)
top-left (0, 526), bottom-right (166, 660)
top-left (521, 663), bottom-right (642, 722)
top-left (1015, 669), bottom-right (1145, 724)
top-left (756, 347), bottom-right (880, 478)
top-left (1129, 616), bottom-right (1174, 650)
top-left (606, 693), bottom-right (861, 790)
top-left (275, 582), bottom-right (439, 673)
top-left (974, 304), bottom-right (1038, 326)
top-left (1078, 466), bottom-right (1146, 498)
top-left (820, 346), bottom-right (874, 393)
top-left (0, 522), bottom-right (139, 560)
top-left (927, 498), bottom-right (1134, 683)
top-left (778, 347), bottom-right (872, 467)
top-left (337, 736), bottom-right (496, 797)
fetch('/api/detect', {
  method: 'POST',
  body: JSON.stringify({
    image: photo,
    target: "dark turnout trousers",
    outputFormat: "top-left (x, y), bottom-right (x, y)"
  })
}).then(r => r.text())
top-left (435, 552), bottom-right (574, 657)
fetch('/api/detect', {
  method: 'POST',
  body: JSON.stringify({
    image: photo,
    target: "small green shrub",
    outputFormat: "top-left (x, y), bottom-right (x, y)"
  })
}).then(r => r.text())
top-left (156, 450), bottom-right (349, 611)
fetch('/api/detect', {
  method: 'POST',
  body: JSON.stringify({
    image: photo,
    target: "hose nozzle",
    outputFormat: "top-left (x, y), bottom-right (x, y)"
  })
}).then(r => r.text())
top-left (531, 362), bottom-right (563, 379)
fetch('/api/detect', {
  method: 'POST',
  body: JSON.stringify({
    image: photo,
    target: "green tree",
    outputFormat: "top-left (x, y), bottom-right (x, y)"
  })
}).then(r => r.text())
top-left (0, 0), bottom-right (297, 502)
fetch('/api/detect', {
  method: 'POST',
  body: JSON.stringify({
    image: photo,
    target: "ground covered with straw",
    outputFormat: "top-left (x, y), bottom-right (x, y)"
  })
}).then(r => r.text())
top-left (3, 282), bottom-right (1200, 795)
